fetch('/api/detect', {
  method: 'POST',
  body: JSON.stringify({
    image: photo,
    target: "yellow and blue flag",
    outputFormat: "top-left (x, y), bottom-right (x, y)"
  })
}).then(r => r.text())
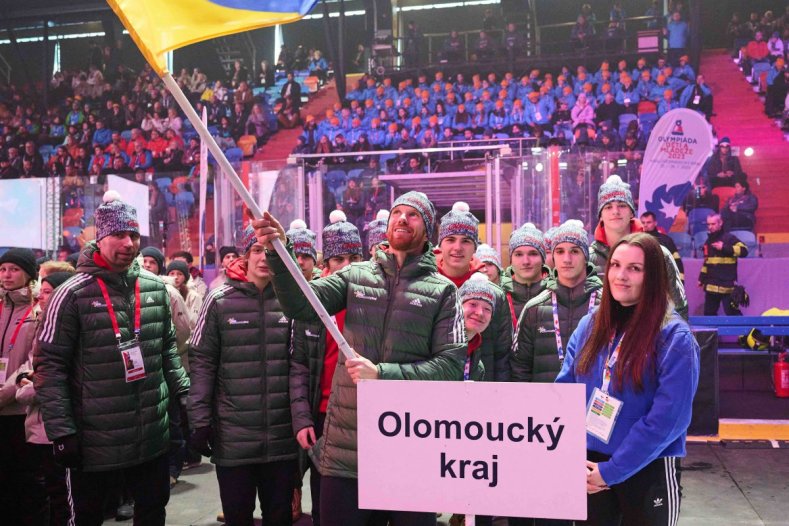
top-left (107, 0), bottom-right (318, 76)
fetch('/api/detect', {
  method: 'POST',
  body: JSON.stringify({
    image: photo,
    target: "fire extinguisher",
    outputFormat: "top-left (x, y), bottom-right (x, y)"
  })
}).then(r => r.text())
top-left (774, 352), bottom-right (789, 398)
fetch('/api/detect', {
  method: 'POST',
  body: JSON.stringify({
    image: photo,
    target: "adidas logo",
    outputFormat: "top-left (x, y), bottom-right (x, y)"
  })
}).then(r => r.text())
top-left (227, 318), bottom-right (249, 325)
top-left (278, 315), bottom-right (289, 324)
top-left (146, 297), bottom-right (155, 304)
top-left (409, 298), bottom-right (423, 307)
top-left (653, 498), bottom-right (663, 508)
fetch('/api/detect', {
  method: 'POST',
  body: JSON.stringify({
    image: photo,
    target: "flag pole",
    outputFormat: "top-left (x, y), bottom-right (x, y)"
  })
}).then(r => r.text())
top-left (161, 72), bottom-right (355, 361)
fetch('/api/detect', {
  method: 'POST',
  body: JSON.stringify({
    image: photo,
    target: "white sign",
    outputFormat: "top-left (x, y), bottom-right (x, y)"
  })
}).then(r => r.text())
top-left (106, 175), bottom-right (150, 237)
top-left (0, 179), bottom-right (46, 249)
top-left (638, 108), bottom-right (714, 231)
top-left (357, 381), bottom-right (587, 520)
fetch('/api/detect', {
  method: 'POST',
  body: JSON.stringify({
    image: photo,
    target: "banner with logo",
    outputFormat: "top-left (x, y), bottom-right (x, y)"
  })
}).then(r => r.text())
top-left (638, 108), bottom-right (714, 231)
top-left (357, 380), bottom-right (587, 520)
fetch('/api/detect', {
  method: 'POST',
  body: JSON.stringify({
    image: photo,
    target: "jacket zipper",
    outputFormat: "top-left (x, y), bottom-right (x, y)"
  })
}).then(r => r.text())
top-left (260, 289), bottom-right (268, 457)
top-left (380, 264), bottom-right (401, 364)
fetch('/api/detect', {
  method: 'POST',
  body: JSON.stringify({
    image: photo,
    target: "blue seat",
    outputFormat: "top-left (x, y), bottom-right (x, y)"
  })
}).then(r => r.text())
top-left (38, 144), bottom-right (54, 161)
top-left (325, 169), bottom-right (348, 197)
top-left (687, 207), bottom-right (715, 235)
top-left (619, 113), bottom-right (638, 139)
top-left (175, 191), bottom-right (195, 214)
top-left (668, 232), bottom-right (692, 258)
top-left (729, 230), bottom-right (758, 257)
top-left (155, 177), bottom-right (172, 193)
top-left (207, 125), bottom-right (219, 136)
top-left (120, 130), bottom-right (133, 141)
top-left (639, 113), bottom-right (659, 135)
top-left (692, 231), bottom-right (708, 250)
top-left (347, 168), bottom-right (364, 181)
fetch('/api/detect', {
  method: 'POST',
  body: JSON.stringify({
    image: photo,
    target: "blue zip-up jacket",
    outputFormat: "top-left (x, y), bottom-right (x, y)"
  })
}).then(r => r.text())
top-left (555, 309), bottom-right (699, 486)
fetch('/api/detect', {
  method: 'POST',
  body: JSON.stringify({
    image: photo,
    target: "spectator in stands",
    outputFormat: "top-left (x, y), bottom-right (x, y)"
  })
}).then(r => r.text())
top-left (664, 11), bottom-right (689, 65)
top-left (684, 179), bottom-right (720, 212)
top-left (246, 104), bottom-right (271, 147)
top-left (744, 31), bottom-right (770, 79)
top-left (22, 141), bottom-right (44, 174)
top-left (700, 214), bottom-right (748, 315)
top-left (503, 23), bottom-right (524, 66)
top-left (680, 73), bottom-right (713, 120)
top-left (258, 60), bottom-right (275, 89)
top-left (442, 30), bottom-right (464, 63)
top-left (0, 155), bottom-right (18, 179)
top-left (571, 14), bottom-right (595, 50)
top-left (645, 0), bottom-right (662, 30)
top-left (606, 1), bottom-right (627, 52)
top-left (230, 60), bottom-right (249, 89)
top-left (403, 20), bottom-right (422, 68)
top-left (474, 31), bottom-right (496, 62)
top-left (708, 137), bottom-right (743, 188)
top-left (765, 60), bottom-right (788, 117)
top-left (571, 93), bottom-right (596, 131)
top-left (281, 71), bottom-right (302, 112)
top-left (722, 180), bottom-right (758, 231)
top-left (308, 50), bottom-right (329, 86)
top-left (277, 44), bottom-right (293, 71)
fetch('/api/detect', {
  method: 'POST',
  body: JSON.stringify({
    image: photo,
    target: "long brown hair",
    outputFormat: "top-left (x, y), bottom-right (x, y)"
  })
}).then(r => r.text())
top-left (576, 233), bottom-right (669, 391)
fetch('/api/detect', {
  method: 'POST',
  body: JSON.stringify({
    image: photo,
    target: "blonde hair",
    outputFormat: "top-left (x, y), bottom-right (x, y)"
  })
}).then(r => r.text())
top-left (39, 261), bottom-right (76, 279)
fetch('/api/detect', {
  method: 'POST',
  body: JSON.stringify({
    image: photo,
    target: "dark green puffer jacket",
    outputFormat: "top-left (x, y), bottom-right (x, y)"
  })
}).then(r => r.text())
top-left (34, 242), bottom-right (189, 472)
top-left (188, 277), bottom-right (296, 467)
top-left (500, 266), bottom-right (549, 323)
top-left (511, 265), bottom-right (602, 383)
top-left (289, 316), bottom-right (327, 437)
top-left (269, 242), bottom-right (466, 479)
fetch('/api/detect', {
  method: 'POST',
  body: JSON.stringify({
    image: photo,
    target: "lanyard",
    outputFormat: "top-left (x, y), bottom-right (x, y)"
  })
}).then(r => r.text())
top-left (601, 332), bottom-right (625, 394)
top-left (7, 305), bottom-right (35, 354)
top-left (96, 278), bottom-right (140, 344)
top-left (551, 291), bottom-right (597, 362)
top-left (506, 292), bottom-right (517, 330)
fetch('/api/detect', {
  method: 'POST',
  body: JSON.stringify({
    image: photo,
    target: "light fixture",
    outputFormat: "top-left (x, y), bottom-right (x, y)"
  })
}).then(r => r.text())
top-left (744, 147), bottom-right (754, 157)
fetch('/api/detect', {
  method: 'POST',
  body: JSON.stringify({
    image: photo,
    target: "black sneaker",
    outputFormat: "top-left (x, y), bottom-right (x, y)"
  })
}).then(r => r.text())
top-left (116, 502), bottom-right (134, 522)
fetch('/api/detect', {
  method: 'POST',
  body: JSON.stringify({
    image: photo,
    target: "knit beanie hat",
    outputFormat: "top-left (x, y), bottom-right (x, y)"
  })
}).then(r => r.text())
top-left (95, 190), bottom-right (140, 241)
top-left (323, 210), bottom-right (363, 260)
top-left (238, 225), bottom-right (257, 255)
top-left (286, 219), bottom-right (318, 261)
top-left (543, 227), bottom-right (558, 253)
top-left (219, 246), bottom-right (239, 261)
top-left (597, 175), bottom-right (635, 218)
top-left (166, 260), bottom-right (190, 282)
top-left (41, 271), bottom-right (73, 290)
top-left (438, 201), bottom-right (479, 246)
top-left (365, 210), bottom-right (389, 253)
top-left (475, 243), bottom-right (502, 271)
top-left (140, 246), bottom-right (165, 275)
top-left (550, 219), bottom-right (590, 260)
top-left (391, 191), bottom-right (437, 237)
top-left (508, 223), bottom-right (546, 260)
top-left (458, 273), bottom-right (496, 313)
top-left (0, 248), bottom-right (37, 282)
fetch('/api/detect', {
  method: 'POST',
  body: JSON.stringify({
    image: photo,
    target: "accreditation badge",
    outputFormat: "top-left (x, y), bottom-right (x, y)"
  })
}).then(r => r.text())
top-left (119, 340), bottom-right (146, 383)
top-left (0, 357), bottom-right (8, 384)
top-left (585, 387), bottom-right (623, 444)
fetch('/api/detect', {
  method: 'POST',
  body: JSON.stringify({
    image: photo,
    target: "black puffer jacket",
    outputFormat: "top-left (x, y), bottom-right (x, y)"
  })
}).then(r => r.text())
top-left (34, 242), bottom-right (189, 472)
top-left (188, 275), bottom-right (296, 466)
top-left (512, 265), bottom-right (603, 383)
top-left (500, 266), bottom-right (548, 323)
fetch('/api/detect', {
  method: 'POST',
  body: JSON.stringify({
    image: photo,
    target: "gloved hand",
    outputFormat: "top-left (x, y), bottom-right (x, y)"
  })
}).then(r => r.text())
top-left (189, 426), bottom-right (214, 458)
top-left (53, 434), bottom-right (81, 469)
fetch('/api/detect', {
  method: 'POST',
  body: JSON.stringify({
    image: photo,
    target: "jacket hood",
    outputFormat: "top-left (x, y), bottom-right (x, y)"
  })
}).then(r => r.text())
top-left (77, 241), bottom-right (140, 285)
top-left (0, 285), bottom-right (34, 306)
top-left (593, 218), bottom-right (643, 246)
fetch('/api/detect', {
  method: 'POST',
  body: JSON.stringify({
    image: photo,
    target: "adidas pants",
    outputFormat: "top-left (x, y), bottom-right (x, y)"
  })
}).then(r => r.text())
top-left (582, 451), bottom-right (682, 526)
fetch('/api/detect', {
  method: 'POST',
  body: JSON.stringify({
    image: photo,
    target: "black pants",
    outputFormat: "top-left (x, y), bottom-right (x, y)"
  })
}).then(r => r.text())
top-left (69, 454), bottom-right (170, 526)
top-left (581, 451), bottom-right (682, 526)
top-left (28, 444), bottom-right (74, 526)
top-left (320, 476), bottom-right (436, 526)
top-left (215, 460), bottom-right (296, 526)
top-left (167, 397), bottom-right (186, 480)
top-left (0, 415), bottom-right (49, 526)
top-left (704, 291), bottom-right (742, 315)
top-left (309, 412), bottom-right (327, 526)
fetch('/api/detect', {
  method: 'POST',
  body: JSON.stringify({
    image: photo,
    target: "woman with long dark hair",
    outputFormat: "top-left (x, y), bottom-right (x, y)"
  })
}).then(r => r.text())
top-left (557, 233), bottom-right (699, 526)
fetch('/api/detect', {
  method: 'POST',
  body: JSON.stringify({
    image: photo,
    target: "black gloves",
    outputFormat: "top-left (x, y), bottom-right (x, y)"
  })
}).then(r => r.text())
top-left (189, 426), bottom-right (214, 458)
top-left (53, 434), bottom-right (81, 469)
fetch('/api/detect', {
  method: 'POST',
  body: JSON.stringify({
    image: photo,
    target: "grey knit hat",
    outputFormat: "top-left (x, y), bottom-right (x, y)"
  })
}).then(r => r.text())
top-left (475, 243), bottom-right (501, 271)
top-left (458, 273), bottom-right (496, 313)
top-left (543, 227), bottom-right (558, 253)
top-left (95, 190), bottom-right (140, 241)
top-left (323, 210), bottom-right (363, 260)
top-left (550, 219), bottom-right (590, 260)
top-left (438, 201), bottom-right (479, 246)
top-left (509, 222), bottom-right (546, 260)
top-left (391, 191), bottom-right (437, 237)
top-left (238, 225), bottom-right (257, 254)
top-left (166, 260), bottom-right (190, 282)
top-left (597, 175), bottom-right (636, 218)
top-left (365, 210), bottom-right (389, 253)
top-left (287, 219), bottom-right (318, 261)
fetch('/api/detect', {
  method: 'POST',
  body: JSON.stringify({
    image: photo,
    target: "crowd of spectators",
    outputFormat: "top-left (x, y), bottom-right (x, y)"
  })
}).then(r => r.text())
top-left (291, 53), bottom-right (711, 174)
top-left (727, 8), bottom-right (789, 123)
